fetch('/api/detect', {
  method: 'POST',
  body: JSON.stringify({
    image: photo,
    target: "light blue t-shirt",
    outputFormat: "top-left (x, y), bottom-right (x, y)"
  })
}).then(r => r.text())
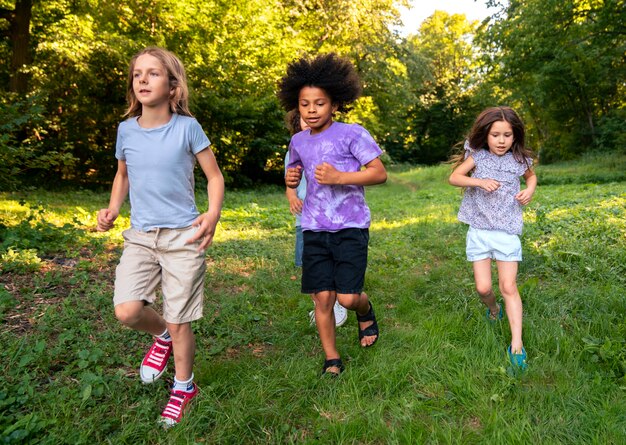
top-left (284, 151), bottom-right (307, 227)
top-left (286, 122), bottom-right (382, 232)
top-left (115, 113), bottom-right (210, 231)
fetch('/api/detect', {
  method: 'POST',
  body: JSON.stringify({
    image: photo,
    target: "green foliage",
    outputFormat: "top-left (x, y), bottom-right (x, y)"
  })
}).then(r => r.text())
top-left (0, 0), bottom-right (416, 189)
top-left (0, 198), bottom-right (92, 275)
top-left (390, 11), bottom-right (482, 164)
top-left (0, 93), bottom-right (58, 190)
top-left (0, 248), bottom-right (42, 274)
top-left (0, 0), bottom-right (624, 187)
top-left (595, 108), bottom-right (626, 154)
top-left (290, 0), bottom-right (417, 149)
top-left (478, 0), bottom-right (626, 162)
top-left (0, 286), bottom-right (16, 317)
top-left (583, 332), bottom-right (626, 381)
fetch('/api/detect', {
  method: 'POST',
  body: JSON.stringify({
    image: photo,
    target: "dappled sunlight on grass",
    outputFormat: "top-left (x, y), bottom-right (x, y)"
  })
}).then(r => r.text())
top-left (0, 199), bottom-right (30, 223)
top-left (0, 194), bottom-right (120, 234)
top-left (372, 212), bottom-right (457, 231)
top-left (213, 226), bottom-right (288, 243)
top-left (208, 255), bottom-right (281, 279)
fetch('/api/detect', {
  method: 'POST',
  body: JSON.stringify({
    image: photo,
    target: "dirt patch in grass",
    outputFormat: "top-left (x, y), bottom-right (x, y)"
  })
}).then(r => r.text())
top-left (466, 416), bottom-right (483, 431)
top-left (1, 271), bottom-right (65, 335)
top-left (1, 248), bottom-right (116, 336)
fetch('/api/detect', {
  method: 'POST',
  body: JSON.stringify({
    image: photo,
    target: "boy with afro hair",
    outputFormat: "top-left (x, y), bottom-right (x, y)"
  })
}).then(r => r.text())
top-left (278, 53), bottom-right (387, 376)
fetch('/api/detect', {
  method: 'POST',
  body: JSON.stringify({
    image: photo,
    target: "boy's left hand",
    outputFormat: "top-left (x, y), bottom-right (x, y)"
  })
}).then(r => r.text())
top-left (187, 212), bottom-right (220, 251)
top-left (315, 162), bottom-right (341, 185)
top-left (515, 189), bottom-right (534, 205)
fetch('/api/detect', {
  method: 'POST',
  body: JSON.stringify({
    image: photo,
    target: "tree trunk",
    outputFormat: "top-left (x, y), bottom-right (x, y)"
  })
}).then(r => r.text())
top-left (7, 0), bottom-right (33, 93)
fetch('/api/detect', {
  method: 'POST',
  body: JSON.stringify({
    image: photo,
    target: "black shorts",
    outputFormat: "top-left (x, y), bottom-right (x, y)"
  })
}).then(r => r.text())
top-left (301, 228), bottom-right (369, 295)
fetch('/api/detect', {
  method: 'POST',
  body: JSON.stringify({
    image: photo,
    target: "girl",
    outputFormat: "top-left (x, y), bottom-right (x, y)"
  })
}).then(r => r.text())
top-left (278, 53), bottom-right (387, 376)
top-left (97, 47), bottom-right (224, 426)
top-left (283, 110), bottom-right (348, 327)
top-left (449, 106), bottom-right (536, 371)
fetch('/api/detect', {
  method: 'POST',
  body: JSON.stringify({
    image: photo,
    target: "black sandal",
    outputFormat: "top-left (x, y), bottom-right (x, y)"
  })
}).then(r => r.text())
top-left (322, 358), bottom-right (344, 376)
top-left (356, 301), bottom-right (379, 347)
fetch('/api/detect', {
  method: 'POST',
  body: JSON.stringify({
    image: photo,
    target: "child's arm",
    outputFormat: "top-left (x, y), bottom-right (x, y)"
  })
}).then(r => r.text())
top-left (97, 160), bottom-right (129, 232)
top-left (284, 150), bottom-right (302, 213)
top-left (187, 147), bottom-right (225, 251)
top-left (285, 187), bottom-right (303, 216)
top-left (314, 158), bottom-right (387, 186)
top-left (285, 166), bottom-right (302, 188)
top-left (515, 168), bottom-right (537, 205)
top-left (449, 156), bottom-right (500, 192)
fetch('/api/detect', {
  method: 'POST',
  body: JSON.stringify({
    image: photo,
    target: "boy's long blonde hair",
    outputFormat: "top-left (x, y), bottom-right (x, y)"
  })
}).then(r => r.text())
top-left (124, 47), bottom-right (192, 118)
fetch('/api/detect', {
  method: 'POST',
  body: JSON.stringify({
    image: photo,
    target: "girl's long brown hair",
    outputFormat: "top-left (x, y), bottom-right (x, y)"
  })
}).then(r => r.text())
top-left (123, 47), bottom-right (192, 118)
top-left (451, 106), bottom-right (535, 169)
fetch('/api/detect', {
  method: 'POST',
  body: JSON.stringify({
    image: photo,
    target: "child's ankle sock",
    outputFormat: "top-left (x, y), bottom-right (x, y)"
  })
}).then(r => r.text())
top-left (157, 328), bottom-right (172, 342)
top-left (173, 373), bottom-right (194, 392)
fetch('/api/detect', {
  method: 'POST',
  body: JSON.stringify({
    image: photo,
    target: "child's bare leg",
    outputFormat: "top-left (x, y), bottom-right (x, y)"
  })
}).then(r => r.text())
top-left (338, 292), bottom-right (377, 347)
top-left (313, 290), bottom-right (339, 368)
top-left (496, 260), bottom-right (523, 352)
top-left (336, 292), bottom-right (360, 311)
top-left (167, 322), bottom-right (195, 381)
top-left (115, 301), bottom-right (167, 336)
top-left (472, 259), bottom-right (500, 316)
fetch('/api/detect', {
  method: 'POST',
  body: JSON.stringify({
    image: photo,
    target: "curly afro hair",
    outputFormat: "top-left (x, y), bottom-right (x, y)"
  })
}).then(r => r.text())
top-left (277, 53), bottom-right (362, 113)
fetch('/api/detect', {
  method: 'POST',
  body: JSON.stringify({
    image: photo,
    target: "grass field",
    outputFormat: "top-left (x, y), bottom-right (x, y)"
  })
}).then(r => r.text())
top-left (1, 154), bottom-right (625, 444)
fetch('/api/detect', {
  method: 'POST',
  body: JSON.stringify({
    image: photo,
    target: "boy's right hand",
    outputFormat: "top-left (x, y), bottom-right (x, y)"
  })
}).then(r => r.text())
top-left (96, 208), bottom-right (118, 232)
top-left (285, 166), bottom-right (302, 188)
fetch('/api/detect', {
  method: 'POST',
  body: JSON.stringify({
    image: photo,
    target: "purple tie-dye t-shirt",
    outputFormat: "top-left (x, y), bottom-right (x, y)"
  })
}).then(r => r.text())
top-left (286, 122), bottom-right (382, 232)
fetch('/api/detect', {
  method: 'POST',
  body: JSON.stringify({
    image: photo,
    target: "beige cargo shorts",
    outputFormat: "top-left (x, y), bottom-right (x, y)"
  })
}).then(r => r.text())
top-left (113, 226), bottom-right (206, 324)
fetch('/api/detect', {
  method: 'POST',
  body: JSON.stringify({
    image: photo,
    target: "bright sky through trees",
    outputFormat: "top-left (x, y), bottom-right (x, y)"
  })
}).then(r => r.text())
top-left (398, 0), bottom-right (500, 35)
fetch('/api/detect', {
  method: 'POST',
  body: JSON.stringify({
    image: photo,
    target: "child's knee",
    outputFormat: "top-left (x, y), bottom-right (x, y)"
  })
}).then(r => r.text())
top-left (475, 284), bottom-right (493, 298)
top-left (313, 291), bottom-right (334, 311)
top-left (336, 293), bottom-right (360, 309)
top-left (166, 322), bottom-right (192, 337)
top-left (499, 281), bottom-right (518, 298)
top-left (114, 301), bottom-right (143, 326)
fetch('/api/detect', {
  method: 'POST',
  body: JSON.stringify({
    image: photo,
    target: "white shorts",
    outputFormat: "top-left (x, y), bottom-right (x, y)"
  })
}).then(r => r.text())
top-left (466, 226), bottom-right (522, 262)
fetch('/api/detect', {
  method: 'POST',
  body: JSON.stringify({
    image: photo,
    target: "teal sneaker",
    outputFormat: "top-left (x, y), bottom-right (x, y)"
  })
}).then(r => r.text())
top-left (485, 303), bottom-right (503, 322)
top-left (507, 345), bottom-right (528, 371)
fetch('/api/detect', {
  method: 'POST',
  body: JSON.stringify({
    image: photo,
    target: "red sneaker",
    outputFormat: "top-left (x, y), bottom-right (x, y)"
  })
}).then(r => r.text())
top-left (159, 383), bottom-right (199, 427)
top-left (139, 338), bottom-right (172, 384)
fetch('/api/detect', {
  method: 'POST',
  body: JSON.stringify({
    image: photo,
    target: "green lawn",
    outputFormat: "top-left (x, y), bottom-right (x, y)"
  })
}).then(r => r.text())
top-left (1, 155), bottom-right (625, 444)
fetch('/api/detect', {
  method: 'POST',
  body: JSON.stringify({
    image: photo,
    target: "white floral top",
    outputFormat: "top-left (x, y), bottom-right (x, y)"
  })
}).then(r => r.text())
top-left (457, 148), bottom-right (532, 235)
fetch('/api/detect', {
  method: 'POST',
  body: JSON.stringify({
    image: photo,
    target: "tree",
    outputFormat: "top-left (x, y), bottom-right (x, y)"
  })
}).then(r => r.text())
top-left (391, 11), bottom-right (481, 164)
top-left (2, 0), bottom-right (419, 188)
top-left (283, 0), bottom-right (414, 142)
top-left (0, 0), bottom-right (32, 93)
top-left (478, 0), bottom-right (626, 161)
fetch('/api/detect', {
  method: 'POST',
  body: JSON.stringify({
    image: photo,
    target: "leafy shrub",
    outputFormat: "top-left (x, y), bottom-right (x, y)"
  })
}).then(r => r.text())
top-left (0, 248), bottom-right (42, 274)
top-left (0, 201), bottom-right (89, 272)
top-left (0, 94), bottom-right (48, 191)
top-left (583, 332), bottom-right (626, 382)
top-left (594, 109), bottom-right (626, 153)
